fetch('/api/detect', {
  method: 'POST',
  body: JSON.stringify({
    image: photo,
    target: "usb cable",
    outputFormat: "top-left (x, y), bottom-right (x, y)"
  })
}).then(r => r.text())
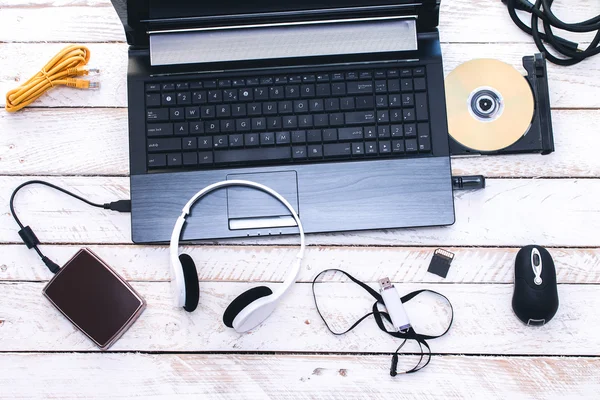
top-left (9, 180), bottom-right (131, 273)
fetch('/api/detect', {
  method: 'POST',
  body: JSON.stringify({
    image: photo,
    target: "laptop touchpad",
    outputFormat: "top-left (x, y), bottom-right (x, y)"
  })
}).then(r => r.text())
top-left (226, 171), bottom-right (299, 230)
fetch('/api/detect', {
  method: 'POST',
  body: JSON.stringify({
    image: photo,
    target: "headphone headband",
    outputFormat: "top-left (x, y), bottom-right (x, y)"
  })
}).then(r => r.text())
top-left (169, 180), bottom-right (305, 310)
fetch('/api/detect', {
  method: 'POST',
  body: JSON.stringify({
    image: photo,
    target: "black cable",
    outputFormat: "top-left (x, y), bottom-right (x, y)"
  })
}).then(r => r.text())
top-left (503, 0), bottom-right (600, 66)
top-left (312, 269), bottom-right (453, 376)
top-left (9, 180), bottom-right (131, 274)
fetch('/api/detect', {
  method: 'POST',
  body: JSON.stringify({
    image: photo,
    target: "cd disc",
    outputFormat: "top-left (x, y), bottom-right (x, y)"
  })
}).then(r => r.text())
top-left (445, 59), bottom-right (535, 152)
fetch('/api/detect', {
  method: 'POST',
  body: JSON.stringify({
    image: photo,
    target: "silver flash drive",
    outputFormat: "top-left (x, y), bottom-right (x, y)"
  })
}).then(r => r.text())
top-left (379, 278), bottom-right (411, 333)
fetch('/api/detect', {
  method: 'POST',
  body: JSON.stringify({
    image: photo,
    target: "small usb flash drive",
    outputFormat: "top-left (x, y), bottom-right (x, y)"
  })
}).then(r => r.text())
top-left (379, 277), bottom-right (411, 333)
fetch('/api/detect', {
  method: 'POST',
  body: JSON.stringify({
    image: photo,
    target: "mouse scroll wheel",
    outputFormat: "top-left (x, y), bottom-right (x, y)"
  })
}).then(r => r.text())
top-left (533, 253), bottom-right (540, 266)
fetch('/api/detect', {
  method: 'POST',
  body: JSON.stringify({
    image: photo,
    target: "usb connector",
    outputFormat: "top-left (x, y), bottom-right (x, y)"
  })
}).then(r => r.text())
top-left (379, 278), bottom-right (393, 290)
top-left (379, 277), bottom-right (411, 333)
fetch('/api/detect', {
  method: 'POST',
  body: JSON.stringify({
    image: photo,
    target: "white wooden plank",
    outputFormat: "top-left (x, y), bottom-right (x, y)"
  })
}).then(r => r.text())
top-left (2, 244), bottom-right (600, 285)
top-left (0, 281), bottom-right (596, 354)
top-left (1, 176), bottom-right (599, 247)
top-left (1, 108), bottom-right (598, 177)
top-left (1, 1), bottom-right (599, 44)
top-left (2, 42), bottom-right (599, 109)
top-left (0, 109), bottom-right (130, 176)
top-left (1, 353), bottom-right (598, 400)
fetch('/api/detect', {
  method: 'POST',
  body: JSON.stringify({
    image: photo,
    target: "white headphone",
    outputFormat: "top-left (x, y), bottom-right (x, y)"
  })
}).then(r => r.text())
top-left (169, 180), bottom-right (305, 333)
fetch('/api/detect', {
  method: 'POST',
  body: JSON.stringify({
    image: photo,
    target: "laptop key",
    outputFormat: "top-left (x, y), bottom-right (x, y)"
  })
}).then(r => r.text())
top-left (418, 123), bottom-right (431, 152)
top-left (254, 87), bottom-right (269, 100)
top-left (232, 104), bottom-right (247, 117)
top-left (192, 91), bottom-right (206, 104)
top-left (162, 93), bottom-right (176, 105)
top-left (147, 109), bottom-right (169, 122)
top-left (324, 143), bottom-right (351, 158)
top-left (276, 131), bottom-right (291, 144)
top-left (365, 126), bottom-right (376, 139)
top-left (146, 93), bottom-right (161, 107)
top-left (198, 137), bottom-right (212, 149)
top-left (307, 129), bottom-right (321, 143)
top-left (405, 139), bottom-right (418, 153)
top-left (245, 133), bottom-right (259, 147)
top-left (260, 132), bottom-right (275, 145)
top-left (224, 89), bottom-right (238, 102)
top-left (379, 141), bottom-right (391, 154)
top-left (308, 145), bottom-right (323, 158)
top-left (365, 142), bottom-right (378, 155)
top-left (352, 143), bottom-right (364, 156)
top-left (190, 122), bottom-right (204, 135)
top-left (375, 80), bottom-right (387, 93)
top-left (213, 135), bottom-right (228, 148)
top-left (345, 111), bottom-right (375, 125)
top-left (177, 92), bottom-right (191, 105)
top-left (170, 108), bottom-right (185, 121)
top-left (186, 107), bottom-right (200, 119)
top-left (356, 96), bottom-right (374, 109)
top-left (183, 152), bottom-right (198, 166)
top-left (183, 137), bottom-right (197, 150)
top-left (332, 83), bottom-right (346, 95)
top-left (174, 122), bottom-right (188, 135)
top-left (208, 90), bottom-right (222, 102)
top-left (322, 128), bottom-right (337, 142)
top-left (404, 124), bottom-right (417, 138)
top-left (346, 81), bottom-right (372, 94)
top-left (198, 152), bottom-right (213, 165)
top-left (292, 130), bottom-right (307, 144)
top-left (148, 138), bottom-right (181, 153)
top-left (230, 134), bottom-right (244, 148)
top-left (338, 127), bottom-right (363, 141)
top-left (293, 146), bottom-right (307, 159)
top-left (316, 84), bottom-right (330, 97)
top-left (393, 140), bottom-right (405, 153)
top-left (414, 78), bottom-right (427, 92)
top-left (215, 147), bottom-right (290, 164)
top-left (415, 93), bottom-right (429, 121)
top-left (147, 154), bottom-right (166, 168)
top-left (147, 123), bottom-right (173, 136)
top-left (146, 83), bottom-right (160, 92)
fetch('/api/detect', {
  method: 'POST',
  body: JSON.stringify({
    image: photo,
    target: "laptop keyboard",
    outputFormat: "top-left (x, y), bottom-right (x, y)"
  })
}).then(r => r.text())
top-left (145, 64), bottom-right (433, 170)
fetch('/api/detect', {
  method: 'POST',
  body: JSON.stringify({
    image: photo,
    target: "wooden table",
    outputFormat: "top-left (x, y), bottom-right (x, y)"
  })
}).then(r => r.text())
top-left (1, 1), bottom-right (600, 398)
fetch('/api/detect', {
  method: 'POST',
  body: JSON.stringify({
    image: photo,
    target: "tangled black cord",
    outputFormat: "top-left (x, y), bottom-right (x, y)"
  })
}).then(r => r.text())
top-left (503, 0), bottom-right (600, 66)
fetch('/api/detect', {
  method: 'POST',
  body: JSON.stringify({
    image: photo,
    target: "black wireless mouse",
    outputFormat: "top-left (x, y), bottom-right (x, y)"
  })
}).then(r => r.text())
top-left (512, 245), bottom-right (559, 326)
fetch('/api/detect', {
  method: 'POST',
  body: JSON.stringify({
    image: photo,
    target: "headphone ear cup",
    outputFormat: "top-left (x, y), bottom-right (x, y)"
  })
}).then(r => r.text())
top-left (223, 286), bottom-right (273, 328)
top-left (179, 253), bottom-right (199, 312)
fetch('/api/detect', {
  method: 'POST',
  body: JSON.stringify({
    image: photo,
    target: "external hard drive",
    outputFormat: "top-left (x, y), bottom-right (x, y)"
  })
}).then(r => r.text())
top-left (43, 248), bottom-right (146, 350)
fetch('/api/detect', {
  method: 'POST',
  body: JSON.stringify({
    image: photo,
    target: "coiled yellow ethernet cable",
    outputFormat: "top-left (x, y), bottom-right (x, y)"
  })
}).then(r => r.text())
top-left (5, 45), bottom-right (100, 112)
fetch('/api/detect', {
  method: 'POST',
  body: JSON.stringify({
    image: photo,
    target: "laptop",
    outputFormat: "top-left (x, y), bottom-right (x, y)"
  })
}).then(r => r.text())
top-left (110, 0), bottom-right (455, 243)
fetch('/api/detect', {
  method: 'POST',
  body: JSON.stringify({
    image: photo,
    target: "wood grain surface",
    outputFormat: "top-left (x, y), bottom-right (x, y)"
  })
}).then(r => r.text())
top-left (0, 281), bottom-right (597, 354)
top-left (1, 0), bottom-right (599, 398)
top-left (2, 244), bottom-right (600, 284)
top-left (1, 353), bottom-right (598, 400)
